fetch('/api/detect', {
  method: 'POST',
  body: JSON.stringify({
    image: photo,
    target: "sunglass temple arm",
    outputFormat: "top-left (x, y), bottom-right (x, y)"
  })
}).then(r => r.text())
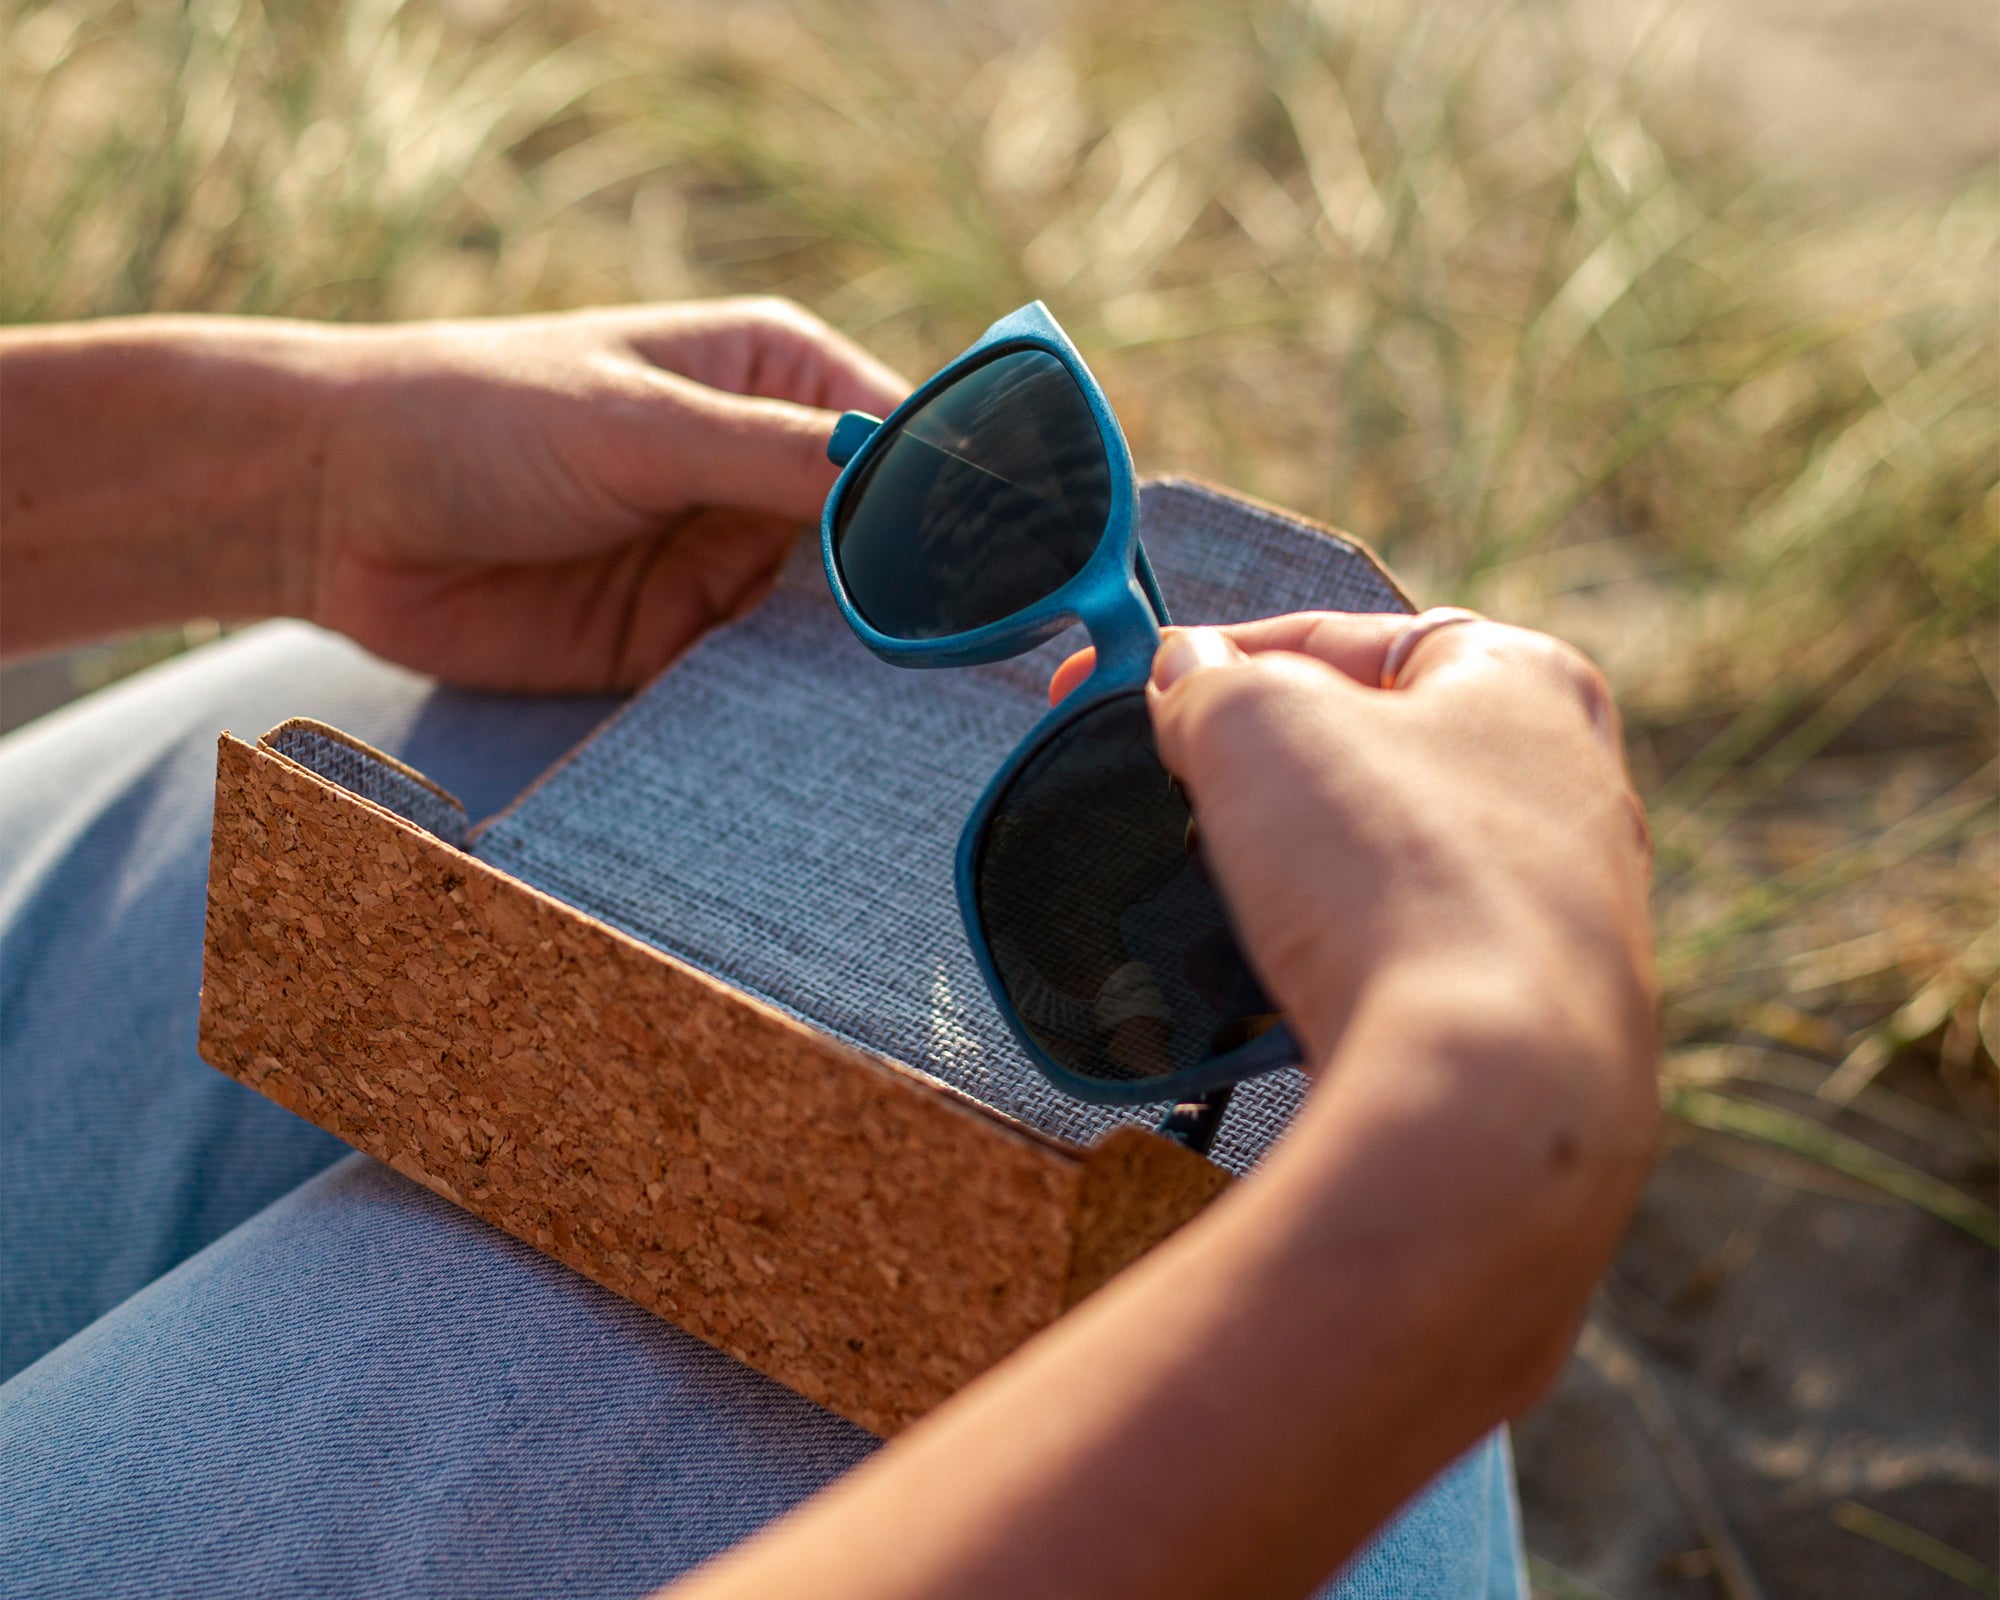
top-left (1134, 545), bottom-right (1171, 633)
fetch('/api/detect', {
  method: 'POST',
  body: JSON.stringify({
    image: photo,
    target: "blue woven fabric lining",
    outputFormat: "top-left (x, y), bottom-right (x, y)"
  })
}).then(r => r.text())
top-left (267, 722), bottom-right (469, 849)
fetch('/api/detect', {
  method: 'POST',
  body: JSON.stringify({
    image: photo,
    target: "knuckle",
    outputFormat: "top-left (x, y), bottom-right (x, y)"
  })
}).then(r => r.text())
top-left (1625, 790), bottom-right (1655, 866)
top-left (1493, 629), bottom-right (1616, 729)
top-left (1301, 611), bottom-right (1363, 660)
top-left (1553, 638), bottom-right (1608, 694)
top-left (738, 294), bottom-right (815, 331)
top-left (1513, 628), bottom-right (1587, 679)
top-left (1566, 652), bottom-right (1616, 725)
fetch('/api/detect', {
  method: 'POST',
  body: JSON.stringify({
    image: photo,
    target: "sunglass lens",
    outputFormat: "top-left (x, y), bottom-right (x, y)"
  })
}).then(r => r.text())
top-left (972, 693), bottom-right (1279, 1088)
top-left (833, 349), bottom-right (1111, 641)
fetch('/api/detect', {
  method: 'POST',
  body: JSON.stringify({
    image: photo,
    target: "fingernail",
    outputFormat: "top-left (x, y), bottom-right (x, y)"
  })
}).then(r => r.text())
top-left (1152, 627), bottom-right (1242, 691)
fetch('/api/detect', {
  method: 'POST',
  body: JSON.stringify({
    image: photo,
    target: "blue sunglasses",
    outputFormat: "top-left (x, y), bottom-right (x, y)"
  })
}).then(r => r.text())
top-left (820, 302), bottom-right (1300, 1152)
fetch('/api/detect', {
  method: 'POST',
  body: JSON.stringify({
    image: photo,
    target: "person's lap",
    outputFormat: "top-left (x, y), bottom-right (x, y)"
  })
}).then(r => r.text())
top-left (0, 622), bottom-right (622, 1376)
top-left (0, 623), bottom-right (1524, 1599)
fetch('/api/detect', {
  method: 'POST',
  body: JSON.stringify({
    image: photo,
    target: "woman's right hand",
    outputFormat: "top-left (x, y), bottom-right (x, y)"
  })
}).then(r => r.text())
top-left (1066, 604), bottom-right (1659, 1413)
top-left (1134, 609), bottom-right (1662, 1423)
top-left (1141, 612), bottom-right (1656, 1077)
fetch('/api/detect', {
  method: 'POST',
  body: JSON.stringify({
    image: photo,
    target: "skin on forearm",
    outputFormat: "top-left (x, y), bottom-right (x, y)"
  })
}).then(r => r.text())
top-left (662, 955), bottom-right (1657, 1600)
top-left (0, 317), bottom-right (347, 658)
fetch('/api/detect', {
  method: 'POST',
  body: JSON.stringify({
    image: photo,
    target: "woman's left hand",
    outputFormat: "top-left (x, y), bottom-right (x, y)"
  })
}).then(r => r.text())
top-left (0, 298), bottom-right (906, 688)
top-left (311, 298), bottom-right (907, 690)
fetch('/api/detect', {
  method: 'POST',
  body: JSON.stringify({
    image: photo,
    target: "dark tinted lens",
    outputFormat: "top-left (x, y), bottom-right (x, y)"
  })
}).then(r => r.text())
top-left (833, 348), bottom-right (1112, 640)
top-left (974, 693), bottom-right (1278, 1087)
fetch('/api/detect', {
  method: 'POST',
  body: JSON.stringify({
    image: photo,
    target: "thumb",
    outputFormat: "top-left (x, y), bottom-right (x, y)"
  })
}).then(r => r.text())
top-left (1146, 625), bottom-right (1361, 800)
top-left (1150, 625), bottom-right (1248, 692)
top-left (1144, 626), bottom-right (1257, 795)
top-left (618, 368), bottom-right (849, 523)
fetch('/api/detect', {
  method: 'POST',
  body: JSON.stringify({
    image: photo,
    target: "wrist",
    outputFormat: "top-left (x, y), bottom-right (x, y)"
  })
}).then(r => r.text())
top-left (1278, 953), bottom-right (1659, 1398)
top-left (1325, 944), bottom-right (1660, 1176)
top-left (1287, 869), bottom-right (1654, 1072)
top-left (210, 318), bottom-right (373, 625)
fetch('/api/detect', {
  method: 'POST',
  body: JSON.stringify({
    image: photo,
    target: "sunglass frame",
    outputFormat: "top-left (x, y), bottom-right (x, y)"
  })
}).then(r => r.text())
top-left (820, 300), bottom-right (1299, 1106)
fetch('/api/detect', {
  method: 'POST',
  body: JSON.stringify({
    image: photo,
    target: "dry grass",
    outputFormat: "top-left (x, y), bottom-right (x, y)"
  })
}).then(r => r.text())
top-left (5, 0), bottom-right (1996, 1583)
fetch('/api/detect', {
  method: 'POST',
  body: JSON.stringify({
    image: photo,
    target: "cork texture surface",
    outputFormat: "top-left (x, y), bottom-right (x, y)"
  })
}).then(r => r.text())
top-left (198, 733), bottom-right (1227, 1436)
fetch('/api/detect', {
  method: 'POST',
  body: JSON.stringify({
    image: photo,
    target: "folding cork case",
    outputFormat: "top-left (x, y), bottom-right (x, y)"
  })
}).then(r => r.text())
top-left (198, 478), bottom-right (1412, 1439)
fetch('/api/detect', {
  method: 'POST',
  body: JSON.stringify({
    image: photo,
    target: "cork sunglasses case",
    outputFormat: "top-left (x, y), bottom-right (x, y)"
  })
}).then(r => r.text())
top-left (198, 477), bottom-right (1412, 1439)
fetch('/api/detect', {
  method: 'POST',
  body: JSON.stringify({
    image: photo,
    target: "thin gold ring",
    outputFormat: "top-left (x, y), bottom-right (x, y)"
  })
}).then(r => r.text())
top-left (1379, 607), bottom-right (1483, 690)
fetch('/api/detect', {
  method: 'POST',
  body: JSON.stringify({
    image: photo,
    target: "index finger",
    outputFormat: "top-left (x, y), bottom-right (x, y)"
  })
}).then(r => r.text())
top-left (633, 372), bottom-right (854, 524)
top-left (1203, 610), bottom-right (1631, 761)
top-left (1048, 610), bottom-right (1512, 707)
top-left (622, 298), bottom-right (911, 416)
top-left (1048, 612), bottom-right (1446, 705)
top-left (1202, 611), bottom-right (1433, 686)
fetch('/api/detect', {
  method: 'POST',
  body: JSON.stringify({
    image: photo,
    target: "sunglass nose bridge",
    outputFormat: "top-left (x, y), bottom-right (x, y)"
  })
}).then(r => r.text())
top-left (827, 411), bottom-right (883, 467)
top-left (1077, 571), bottom-right (1165, 685)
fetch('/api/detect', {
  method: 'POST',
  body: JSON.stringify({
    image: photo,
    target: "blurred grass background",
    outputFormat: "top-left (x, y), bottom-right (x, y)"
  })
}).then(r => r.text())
top-left (4, 0), bottom-right (1995, 1593)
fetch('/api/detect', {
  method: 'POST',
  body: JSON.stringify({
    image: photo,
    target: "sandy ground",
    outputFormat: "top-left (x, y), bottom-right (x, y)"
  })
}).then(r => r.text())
top-left (1519, 1126), bottom-right (1996, 1597)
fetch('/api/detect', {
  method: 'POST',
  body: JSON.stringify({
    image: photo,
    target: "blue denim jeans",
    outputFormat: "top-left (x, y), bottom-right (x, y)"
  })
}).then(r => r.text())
top-left (0, 622), bottom-right (1527, 1599)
